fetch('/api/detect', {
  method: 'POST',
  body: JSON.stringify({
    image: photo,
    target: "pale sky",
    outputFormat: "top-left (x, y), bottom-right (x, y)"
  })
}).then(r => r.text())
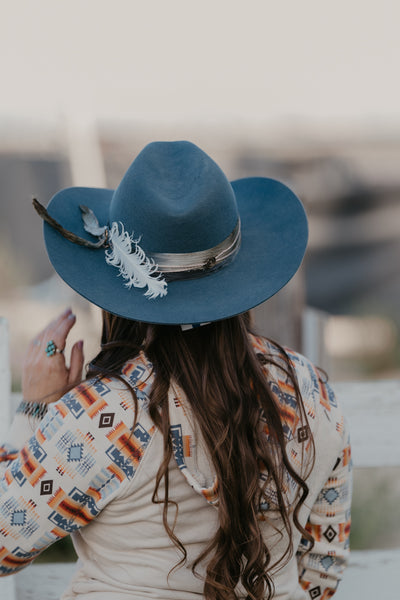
top-left (0, 0), bottom-right (399, 127)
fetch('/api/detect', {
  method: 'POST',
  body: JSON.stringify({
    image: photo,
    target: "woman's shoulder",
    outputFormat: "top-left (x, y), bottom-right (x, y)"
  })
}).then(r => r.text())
top-left (251, 334), bottom-right (349, 464)
top-left (250, 333), bottom-right (342, 424)
top-left (60, 351), bottom-right (154, 421)
top-left (250, 333), bottom-right (318, 380)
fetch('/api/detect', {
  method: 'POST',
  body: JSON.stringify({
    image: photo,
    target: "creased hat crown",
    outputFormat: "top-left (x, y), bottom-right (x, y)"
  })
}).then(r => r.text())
top-left (109, 141), bottom-right (239, 253)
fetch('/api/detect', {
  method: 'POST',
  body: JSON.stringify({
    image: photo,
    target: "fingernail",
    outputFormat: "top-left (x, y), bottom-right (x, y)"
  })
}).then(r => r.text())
top-left (63, 308), bottom-right (72, 317)
top-left (68, 312), bottom-right (76, 320)
top-left (78, 340), bottom-right (83, 349)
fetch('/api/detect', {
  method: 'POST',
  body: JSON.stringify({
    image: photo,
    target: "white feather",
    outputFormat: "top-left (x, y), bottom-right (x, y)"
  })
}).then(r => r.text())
top-left (105, 222), bottom-right (168, 299)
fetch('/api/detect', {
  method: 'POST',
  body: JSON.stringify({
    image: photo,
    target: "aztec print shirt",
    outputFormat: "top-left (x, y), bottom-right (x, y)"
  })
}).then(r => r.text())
top-left (0, 336), bottom-right (352, 600)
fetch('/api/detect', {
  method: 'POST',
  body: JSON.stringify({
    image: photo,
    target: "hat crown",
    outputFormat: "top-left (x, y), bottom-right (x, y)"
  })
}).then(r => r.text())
top-left (109, 141), bottom-right (239, 254)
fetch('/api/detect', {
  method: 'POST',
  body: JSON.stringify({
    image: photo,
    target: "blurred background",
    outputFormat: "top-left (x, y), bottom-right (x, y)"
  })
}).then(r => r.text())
top-left (0, 0), bottom-right (399, 557)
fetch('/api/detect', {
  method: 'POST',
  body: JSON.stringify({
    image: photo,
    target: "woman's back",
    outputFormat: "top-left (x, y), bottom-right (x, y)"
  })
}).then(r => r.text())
top-left (56, 334), bottom-right (351, 599)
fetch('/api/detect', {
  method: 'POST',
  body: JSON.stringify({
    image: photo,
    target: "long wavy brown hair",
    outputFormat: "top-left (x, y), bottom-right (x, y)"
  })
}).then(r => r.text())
top-left (87, 311), bottom-right (314, 600)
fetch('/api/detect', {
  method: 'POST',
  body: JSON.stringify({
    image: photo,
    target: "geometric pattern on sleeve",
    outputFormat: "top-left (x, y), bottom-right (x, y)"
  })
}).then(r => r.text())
top-left (251, 335), bottom-right (353, 599)
top-left (0, 351), bottom-right (156, 575)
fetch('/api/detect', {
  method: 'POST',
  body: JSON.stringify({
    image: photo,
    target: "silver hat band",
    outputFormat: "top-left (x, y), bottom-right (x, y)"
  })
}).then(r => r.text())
top-left (151, 219), bottom-right (241, 275)
top-left (33, 199), bottom-right (240, 295)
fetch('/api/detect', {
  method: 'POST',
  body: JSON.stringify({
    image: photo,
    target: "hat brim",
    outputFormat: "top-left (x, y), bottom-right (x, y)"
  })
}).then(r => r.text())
top-left (43, 177), bottom-right (308, 324)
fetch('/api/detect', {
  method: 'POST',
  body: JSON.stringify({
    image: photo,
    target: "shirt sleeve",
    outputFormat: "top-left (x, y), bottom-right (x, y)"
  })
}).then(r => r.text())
top-left (0, 375), bottom-right (154, 576)
top-left (0, 402), bottom-right (49, 469)
top-left (296, 380), bottom-right (352, 599)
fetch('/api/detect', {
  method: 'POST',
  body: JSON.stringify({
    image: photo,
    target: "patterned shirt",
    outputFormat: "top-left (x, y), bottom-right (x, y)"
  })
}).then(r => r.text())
top-left (0, 337), bottom-right (352, 599)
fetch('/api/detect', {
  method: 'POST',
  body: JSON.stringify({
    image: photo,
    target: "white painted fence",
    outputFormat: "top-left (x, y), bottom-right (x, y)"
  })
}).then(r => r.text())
top-left (1, 317), bottom-right (399, 599)
top-left (333, 381), bottom-right (400, 600)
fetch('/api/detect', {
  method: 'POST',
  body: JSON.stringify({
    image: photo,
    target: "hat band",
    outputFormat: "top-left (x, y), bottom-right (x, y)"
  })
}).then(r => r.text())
top-left (33, 198), bottom-right (241, 299)
top-left (151, 219), bottom-right (241, 275)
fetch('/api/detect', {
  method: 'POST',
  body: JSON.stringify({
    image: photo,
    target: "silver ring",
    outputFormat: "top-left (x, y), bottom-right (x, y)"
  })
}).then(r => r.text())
top-left (45, 340), bottom-right (64, 357)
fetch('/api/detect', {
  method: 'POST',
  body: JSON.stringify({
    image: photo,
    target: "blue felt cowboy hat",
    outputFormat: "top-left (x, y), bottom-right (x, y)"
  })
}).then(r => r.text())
top-left (35, 141), bottom-right (308, 324)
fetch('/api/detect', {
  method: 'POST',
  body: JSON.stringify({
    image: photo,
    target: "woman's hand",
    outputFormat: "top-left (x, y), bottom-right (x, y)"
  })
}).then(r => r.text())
top-left (22, 308), bottom-right (84, 404)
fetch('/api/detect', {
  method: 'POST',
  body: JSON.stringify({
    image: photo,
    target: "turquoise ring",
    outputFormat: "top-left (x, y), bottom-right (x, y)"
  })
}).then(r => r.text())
top-left (45, 340), bottom-right (63, 357)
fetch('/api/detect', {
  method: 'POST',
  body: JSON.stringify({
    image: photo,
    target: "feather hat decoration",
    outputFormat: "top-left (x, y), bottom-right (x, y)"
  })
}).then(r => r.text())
top-left (105, 222), bottom-right (167, 299)
top-left (80, 205), bottom-right (167, 299)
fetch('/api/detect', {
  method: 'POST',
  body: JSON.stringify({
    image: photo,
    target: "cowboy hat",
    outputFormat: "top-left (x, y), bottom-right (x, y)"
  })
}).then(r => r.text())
top-left (38, 140), bottom-right (308, 324)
